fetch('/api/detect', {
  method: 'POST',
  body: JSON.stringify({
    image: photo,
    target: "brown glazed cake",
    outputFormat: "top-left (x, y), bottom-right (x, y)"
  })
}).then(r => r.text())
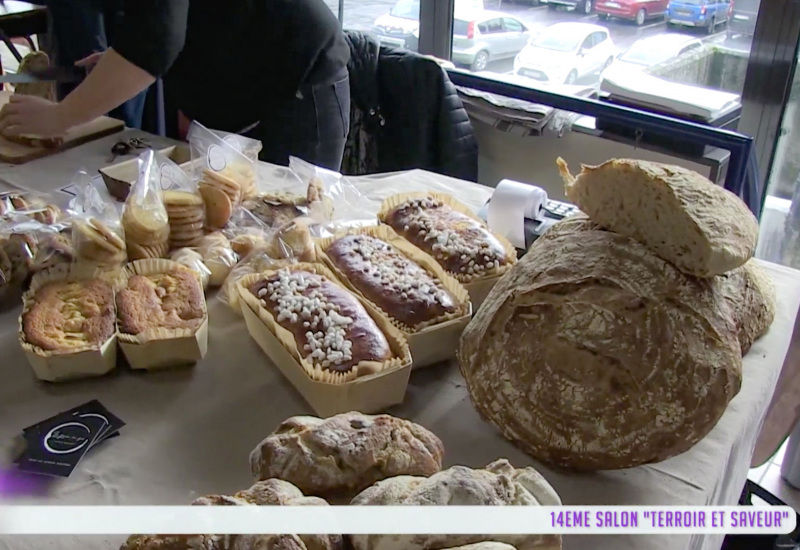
top-left (117, 268), bottom-right (205, 335)
top-left (325, 234), bottom-right (459, 329)
top-left (22, 279), bottom-right (115, 351)
top-left (248, 269), bottom-right (392, 372)
top-left (383, 197), bottom-right (510, 279)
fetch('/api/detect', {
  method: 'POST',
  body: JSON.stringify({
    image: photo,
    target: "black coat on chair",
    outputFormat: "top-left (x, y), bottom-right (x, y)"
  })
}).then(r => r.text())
top-left (342, 30), bottom-right (479, 182)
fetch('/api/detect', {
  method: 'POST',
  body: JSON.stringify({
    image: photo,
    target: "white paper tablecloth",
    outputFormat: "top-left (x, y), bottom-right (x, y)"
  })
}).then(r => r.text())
top-left (0, 138), bottom-right (799, 550)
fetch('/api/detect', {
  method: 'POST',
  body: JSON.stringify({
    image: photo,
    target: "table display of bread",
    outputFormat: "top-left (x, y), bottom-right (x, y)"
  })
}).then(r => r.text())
top-left (122, 412), bottom-right (562, 550)
top-left (458, 157), bottom-right (776, 471)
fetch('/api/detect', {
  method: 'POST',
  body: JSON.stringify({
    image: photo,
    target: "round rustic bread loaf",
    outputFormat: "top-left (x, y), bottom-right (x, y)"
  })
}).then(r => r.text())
top-left (718, 260), bottom-right (777, 355)
top-left (542, 214), bottom-right (777, 357)
top-left (349, 459), bottom-right (561, 550)
top-left (558, 158), bottom-right (758, 278)
top-left (250, 412), bottom-right (444, 502)
top-left (458, 225), bottom-right (743, 471)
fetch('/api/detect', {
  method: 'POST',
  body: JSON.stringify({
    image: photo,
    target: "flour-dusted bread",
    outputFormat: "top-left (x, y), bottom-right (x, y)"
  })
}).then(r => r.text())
top-left (250, 412), bottom-right (444, 502)
top-left (443, 545), bottom-right (518, 550)
top-left (557, 158), bottom-right (758, 277)
top-left (349, 459), bottom-right (561, 550)
top-left (121, 479), bottom-right (343, 550)
top-left (458, 226), bottom-right (742, 471)
top-left (718, 260), bottom-right (777, 355)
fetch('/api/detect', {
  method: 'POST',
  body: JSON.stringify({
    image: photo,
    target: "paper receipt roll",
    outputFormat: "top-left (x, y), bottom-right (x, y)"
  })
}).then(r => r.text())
top-left (487, 179), bottom-right (547, 249)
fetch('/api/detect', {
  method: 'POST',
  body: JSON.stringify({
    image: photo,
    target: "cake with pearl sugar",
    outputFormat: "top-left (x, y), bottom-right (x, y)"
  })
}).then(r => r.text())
top-left (378, 192), bottom-right (516, 285)
top-left (247, 266), bottom-right (403, 383)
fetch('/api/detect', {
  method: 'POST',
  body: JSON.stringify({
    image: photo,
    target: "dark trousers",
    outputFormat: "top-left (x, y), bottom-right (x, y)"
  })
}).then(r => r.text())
top-left (43, 0), bottom-right (147, 129)
top-left (247, 69), bottom-right (351, 172)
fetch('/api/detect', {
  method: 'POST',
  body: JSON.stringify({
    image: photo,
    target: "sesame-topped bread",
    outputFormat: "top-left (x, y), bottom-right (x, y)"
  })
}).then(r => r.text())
top-left (22, 278), bottom-right (115, 352)
top-left (381, 196), bottom-right (512, 283)
top-left (248, 269), bottom-right (392, 373)
top-left (557, 157), bottom-right (759, 277)
top-left (324, 234), bottom-right (461, 330)
top-left (116, 267), bottom-right (205, 335)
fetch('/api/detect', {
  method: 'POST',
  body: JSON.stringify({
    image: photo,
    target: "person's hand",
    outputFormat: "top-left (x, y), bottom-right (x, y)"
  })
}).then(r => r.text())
top-left (0, 95), bottom-right (69, 138)
top-left (76, 51), bottom-right (104, 72)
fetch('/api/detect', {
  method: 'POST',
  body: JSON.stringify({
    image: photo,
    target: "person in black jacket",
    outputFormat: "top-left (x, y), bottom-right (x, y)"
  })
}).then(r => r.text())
top-left (0, 0), bottom-right (351, 171)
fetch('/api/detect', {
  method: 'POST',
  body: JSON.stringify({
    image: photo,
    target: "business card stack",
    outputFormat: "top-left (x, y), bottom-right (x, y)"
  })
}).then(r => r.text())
top-left (15, 400), bottom-right (125, 477)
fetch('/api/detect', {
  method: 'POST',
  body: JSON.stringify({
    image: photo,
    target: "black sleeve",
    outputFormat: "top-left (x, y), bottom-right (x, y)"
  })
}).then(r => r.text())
top-left (274, 0), bottom-right (346, 97)
top-left (112, 0), bottom-right (189, 77)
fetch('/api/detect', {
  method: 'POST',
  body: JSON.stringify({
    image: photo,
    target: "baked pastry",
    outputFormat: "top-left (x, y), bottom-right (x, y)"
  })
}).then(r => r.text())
top-left (250, 412), bottom-right (444, 502)
top-left (247, 268), bottom-right (392, 376)
top-left (458, 224), bottom-right (742, 471)
top-left (164, 190), bottom-right (205, 249)
top-left (73, 217), bottom-right (127, 265)
top-left (244, 192), bottom-right (306, 228)
top-left (21, 278), bottom-right (115, 352)
top-left (266, 219), bottom-right (316, 262)
top-left (116, 266), bottom-right (205, 335)
top-left (170, 248), bottom-right (211, 290)
top-left (379, 194), bottom-right (514, 283)
top-left (557, 157), bottom-right (758, 277)
top-left (719, 260), bottom-right (777, 355)
top-left (123, 201), bottom-right (170, 260)
top-left (349, 459), bottom-right (561, 550)
top-left (12, 51), bottom-right (55, 101)
top-left (443, 545), bottom-right (518, 550)
top-left (30, 231), bottom-right (74, 275)
top-left (199, 169), bottom-right (241, 228)
top-left (120, 479), bottom-right (344, 550)
top-left (322, 233), bottom-right (465, 330)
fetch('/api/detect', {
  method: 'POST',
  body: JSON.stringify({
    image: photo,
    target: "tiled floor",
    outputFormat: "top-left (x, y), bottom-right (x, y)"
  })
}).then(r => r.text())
top-left (747, 440), bottom-right (800, 512)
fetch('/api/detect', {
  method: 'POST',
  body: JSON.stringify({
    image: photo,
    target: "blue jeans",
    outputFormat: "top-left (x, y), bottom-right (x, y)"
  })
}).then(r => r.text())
top-left (44, 0), bottom-right (147, 128)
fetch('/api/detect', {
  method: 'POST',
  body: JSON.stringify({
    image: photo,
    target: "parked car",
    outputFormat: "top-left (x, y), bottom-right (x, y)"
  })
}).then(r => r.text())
top-left (595, 0), bottom-right (670, 25)
top-left (452, 12), bottom-right (531, 71)
top-left (727, 0), bottom-right (760, 39)
top-left (547, 0), bottom-right (594, 15)
top-left (513, 22), bottom-right (616, 84)
top-left (666, 0), bottom-right (731, 34)
top-left (372, 0), bottom-right (485, 50)
top-left (601, 34), bottom-right (704, 81)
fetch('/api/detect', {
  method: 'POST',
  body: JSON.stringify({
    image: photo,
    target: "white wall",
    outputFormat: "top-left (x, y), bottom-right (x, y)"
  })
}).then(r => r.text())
top-left (472, 118), bottom-right (715, 201)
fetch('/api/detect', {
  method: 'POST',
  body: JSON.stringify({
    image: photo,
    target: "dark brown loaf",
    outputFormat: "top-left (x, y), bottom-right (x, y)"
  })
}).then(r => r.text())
top-left (382, 197), bottom-right (510, 280)
top-left (458, 226), bottom-right (742, 471)
top-left (249, 412), bottom-right (444, 502)
top-left (325, 234), bottom-right (460, 329)
top-left (248, 269), bottom-right (392, 373)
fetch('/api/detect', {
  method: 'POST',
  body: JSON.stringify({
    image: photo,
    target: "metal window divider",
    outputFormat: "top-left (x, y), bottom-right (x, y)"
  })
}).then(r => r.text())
top-left (447, 70), bottom-right (760, 217)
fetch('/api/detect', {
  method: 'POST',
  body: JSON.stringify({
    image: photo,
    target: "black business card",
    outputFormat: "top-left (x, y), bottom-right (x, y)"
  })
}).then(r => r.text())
top-left (16, 400), bottom-right (125, 476)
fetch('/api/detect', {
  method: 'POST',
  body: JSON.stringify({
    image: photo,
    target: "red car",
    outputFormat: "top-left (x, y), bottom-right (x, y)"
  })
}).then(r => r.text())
top-left (594, 0), bottom-right (671, 25)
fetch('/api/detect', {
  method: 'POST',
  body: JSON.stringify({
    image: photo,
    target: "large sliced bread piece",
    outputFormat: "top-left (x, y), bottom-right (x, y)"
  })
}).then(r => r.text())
top-left (557, 157), bottom-right (758, 277)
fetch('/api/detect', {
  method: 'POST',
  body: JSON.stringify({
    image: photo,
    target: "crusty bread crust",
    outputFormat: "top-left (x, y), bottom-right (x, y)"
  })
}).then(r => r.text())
top-left (250, 412), bottom-right (444, 502)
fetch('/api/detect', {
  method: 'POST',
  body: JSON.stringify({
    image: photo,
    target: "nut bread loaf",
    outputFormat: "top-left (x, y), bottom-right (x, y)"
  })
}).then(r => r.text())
top-left (557, 158), bottom-right (758, 277)
top-left (349, 459), bottom-right (561, 550)
top-left (250, 412), bottom-right (444, 502)
top-left (458, 225), bottom-right (742, 470)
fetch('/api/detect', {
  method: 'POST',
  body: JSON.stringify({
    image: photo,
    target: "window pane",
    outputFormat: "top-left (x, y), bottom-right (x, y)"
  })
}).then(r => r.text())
top-left (756, 42), bottom-right (800, 268)
top-left (334, 0), bottom-right (422, 51)
top-left (445, 0), bottom-right (761, 120)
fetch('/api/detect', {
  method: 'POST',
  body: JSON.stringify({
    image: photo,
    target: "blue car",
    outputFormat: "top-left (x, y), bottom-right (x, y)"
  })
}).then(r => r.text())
top-left (667, 0), bottom-right (731, 33)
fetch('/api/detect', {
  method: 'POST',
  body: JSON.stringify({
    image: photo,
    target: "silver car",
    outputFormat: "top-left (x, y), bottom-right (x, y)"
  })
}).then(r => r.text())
top-left (451, 11), bottom-right (531, 72)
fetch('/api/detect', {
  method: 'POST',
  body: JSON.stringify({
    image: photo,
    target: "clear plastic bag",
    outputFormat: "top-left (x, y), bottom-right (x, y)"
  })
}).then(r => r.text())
top-left (156, 150), bottom-right (206, 250)
top-left (67, 171), bottom-right (127, 267)
top-left (217, 247), bottom-right (294, 316)
top-left (170, 247), bottom-right (212, 290)
top-left (189, 121), bottom-right (257, 205)
top-left (122, 150), bottom-right (170, 260)
top-left (0, 191), bottom-right (53, 220)
top-left (196, 231), bottom-right (239, 288)
top-left (0, 215), bottom-right (41, 311)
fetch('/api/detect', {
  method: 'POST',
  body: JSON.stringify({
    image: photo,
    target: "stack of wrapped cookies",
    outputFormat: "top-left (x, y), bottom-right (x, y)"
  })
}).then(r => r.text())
top-left (122, 204), bottom-right (170, 260)
top-left (164, 191), bottom-right (205, 249)
top-left (73, 218), bottom-right (127, 265)
top-left (198, 169), bottom-right (241, 229)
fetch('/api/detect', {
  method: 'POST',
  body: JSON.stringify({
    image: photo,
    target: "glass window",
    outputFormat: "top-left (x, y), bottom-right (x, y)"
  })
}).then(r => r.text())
top-left (483, 18), bottom-right (505, 34)
top-left (756, 43), bottom-right (800, 268)
top-left (504, 18), bottom-right (524, 33)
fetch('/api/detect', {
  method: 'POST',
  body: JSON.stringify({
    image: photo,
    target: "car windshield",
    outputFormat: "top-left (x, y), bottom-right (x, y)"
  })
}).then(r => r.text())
top-left (390, 0), bottom-right (420, 19)
top-left (531, 31), bottom-right (580, 52)
top-left (619, 43), bottom-right (677, 65)
top-left (453, 19), bottom-right (469, 36)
